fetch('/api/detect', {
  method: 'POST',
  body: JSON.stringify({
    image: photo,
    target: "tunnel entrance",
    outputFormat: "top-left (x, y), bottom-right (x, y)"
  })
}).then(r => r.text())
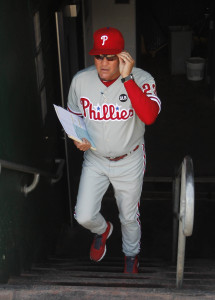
top-left (1, 0), bottom-right (215, 296)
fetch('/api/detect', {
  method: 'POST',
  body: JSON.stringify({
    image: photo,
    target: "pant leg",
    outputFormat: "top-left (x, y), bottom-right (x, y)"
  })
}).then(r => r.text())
top-left (75, 153), bottom-right (110, 235)
top-left (110, 144), bottom-right (146, 256)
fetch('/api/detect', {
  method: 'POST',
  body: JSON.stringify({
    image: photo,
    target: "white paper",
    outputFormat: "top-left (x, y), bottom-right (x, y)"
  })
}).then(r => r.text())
top-left (54, 105), bottom-right (96, 150)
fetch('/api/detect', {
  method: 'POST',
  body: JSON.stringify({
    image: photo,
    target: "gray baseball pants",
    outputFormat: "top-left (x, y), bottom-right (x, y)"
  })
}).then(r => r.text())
top-left (74, 144), bottom-right (146, 257)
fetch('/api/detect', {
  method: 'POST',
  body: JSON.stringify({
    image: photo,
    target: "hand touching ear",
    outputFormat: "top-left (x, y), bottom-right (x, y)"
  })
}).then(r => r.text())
top-left (117, 51), bottom-right (135, 78)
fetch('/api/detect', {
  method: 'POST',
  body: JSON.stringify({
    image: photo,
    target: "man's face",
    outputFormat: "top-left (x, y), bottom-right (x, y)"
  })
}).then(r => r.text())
top-left (94, 54), bottom-right (120, 81)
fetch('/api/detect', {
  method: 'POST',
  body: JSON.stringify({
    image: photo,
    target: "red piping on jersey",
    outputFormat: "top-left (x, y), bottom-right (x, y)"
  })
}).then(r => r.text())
top-left (124, 80), bottom-right (159, 125)
top-left (67, 106), bottom-right (82, 116)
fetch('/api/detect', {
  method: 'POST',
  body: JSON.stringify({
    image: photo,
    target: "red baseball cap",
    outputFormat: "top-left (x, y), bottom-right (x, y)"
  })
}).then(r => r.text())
top-left (89, 27), bottom-right (124, 55)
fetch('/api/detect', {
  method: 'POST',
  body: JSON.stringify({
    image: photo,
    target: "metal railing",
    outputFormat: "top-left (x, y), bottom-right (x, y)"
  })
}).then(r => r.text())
top-left (172, 156), bottom-right (195, 288)
top-left (0, 158), bottom-right (65, 195)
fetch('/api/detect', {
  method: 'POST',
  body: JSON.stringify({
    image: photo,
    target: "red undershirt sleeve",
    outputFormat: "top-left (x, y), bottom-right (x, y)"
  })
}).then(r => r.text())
top-left (124, 79), bottom-right (160, 125)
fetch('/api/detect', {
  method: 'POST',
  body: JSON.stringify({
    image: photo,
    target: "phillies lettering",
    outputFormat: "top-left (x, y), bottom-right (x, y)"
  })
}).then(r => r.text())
top-left (80, 97), bottom-right (134, 121)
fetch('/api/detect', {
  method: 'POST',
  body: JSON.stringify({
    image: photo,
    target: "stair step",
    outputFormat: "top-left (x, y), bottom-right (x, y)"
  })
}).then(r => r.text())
top-left (2, 259), bottom-right (215, 299)
top-left (1, 285), bottom-right (215, 300)
top-left (8, 274), bottom-right (174, 288)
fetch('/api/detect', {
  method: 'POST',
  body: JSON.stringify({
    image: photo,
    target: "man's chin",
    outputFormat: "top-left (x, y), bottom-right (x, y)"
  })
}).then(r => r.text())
top-left (99, 73), bottom-right (119, 82)
top-left (99, 73), bottom-right (110, 81)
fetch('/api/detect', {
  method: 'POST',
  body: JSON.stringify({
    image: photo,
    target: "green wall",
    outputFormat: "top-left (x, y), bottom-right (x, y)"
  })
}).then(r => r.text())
top-left (0, 0), bottom-right (68, 282)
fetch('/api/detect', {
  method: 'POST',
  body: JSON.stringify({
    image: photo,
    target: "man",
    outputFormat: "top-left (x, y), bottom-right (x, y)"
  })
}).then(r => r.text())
top-left (67, 27), bottom-right (161, 273)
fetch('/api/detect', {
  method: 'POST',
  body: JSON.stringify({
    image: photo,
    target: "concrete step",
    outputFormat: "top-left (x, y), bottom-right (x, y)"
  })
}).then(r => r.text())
top-left (1, 258), bottom-right (215, 299)
top-left (1, 285), bottom-right (215, 300)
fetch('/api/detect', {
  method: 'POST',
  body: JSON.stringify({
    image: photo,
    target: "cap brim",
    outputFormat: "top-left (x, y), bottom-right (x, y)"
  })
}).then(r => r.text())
top-left (89, 48), bottom-right (123, 55)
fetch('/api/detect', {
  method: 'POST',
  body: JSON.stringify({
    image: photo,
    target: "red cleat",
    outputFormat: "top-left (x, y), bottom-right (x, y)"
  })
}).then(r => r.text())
top-left (90, 222), bottom-right (113, 262)
top-left (124, 255), bottom-right (139, 273)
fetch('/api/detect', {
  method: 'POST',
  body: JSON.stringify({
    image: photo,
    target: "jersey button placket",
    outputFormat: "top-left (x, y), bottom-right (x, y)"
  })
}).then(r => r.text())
top-left (101, 91), bottom-right (108, 153)
top-left (103, 91), bottom-right (111, 154)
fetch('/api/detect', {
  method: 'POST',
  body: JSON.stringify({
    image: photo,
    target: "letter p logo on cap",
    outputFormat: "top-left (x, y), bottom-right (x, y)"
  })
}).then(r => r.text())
top-left (89, 27), bottom-right (124, 55)
top-left (101, 35), bottom-right (108, 45)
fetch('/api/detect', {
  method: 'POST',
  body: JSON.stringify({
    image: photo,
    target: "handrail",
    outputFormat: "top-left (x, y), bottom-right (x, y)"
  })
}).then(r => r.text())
top-left (22, 174), bottom-right (40, 195)
top-left (0, 158), bottom-right (65, 195)
top-left (173, 155), bottom-right (195, 288)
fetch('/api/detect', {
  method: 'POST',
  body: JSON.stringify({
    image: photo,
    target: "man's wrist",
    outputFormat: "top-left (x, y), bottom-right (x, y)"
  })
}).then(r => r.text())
top-left (121, 73), bottom-right (134, 83)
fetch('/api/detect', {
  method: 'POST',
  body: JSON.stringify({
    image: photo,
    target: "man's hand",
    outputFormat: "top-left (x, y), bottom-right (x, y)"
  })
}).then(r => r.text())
top-left (117, 51), bottom-right (135, 78)
top-left (73, 138), bottom-right (91, 151)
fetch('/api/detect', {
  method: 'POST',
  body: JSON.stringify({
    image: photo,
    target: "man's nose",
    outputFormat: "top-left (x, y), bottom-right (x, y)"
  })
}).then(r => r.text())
top-left (101, 57), bottom-right (109, 65)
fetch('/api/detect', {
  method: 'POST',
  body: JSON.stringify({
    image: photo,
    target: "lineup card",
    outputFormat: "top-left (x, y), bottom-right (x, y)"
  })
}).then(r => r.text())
top-left (53, 105), bottom-right (96, 150)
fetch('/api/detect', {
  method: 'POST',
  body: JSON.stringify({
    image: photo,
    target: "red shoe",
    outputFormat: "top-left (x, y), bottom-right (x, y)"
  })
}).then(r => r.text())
top-left (90, 222), bottom-right (113, 262)
top-left (124, 255), bottom-right (139, 273)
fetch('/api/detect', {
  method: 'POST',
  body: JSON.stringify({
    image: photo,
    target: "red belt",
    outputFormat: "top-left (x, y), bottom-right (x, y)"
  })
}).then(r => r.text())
top-left (105, 145), bottom-right (139, 162)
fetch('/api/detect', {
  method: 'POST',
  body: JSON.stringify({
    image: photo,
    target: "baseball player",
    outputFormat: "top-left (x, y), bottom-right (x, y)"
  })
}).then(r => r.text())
top-left (67, 27), bottom-right (161, 273)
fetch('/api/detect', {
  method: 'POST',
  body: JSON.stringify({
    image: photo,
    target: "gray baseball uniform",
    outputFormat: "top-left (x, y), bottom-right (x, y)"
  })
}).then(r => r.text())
top-left (67, 65), bottom-right (161, 256)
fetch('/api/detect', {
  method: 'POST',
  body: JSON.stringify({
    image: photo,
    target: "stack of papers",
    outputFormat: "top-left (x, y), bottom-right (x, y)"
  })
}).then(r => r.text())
top-left (54, 105), bottom-right (96, 150)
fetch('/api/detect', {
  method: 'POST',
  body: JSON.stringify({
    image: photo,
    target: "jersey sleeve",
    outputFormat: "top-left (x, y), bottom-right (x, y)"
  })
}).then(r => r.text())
top-left (124, 71), bottom-right (161, 124)
top-left (67, 76), bottom-right (83, 116)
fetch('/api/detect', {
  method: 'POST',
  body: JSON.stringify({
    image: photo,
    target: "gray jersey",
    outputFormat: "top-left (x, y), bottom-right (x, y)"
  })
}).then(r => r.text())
top-left (68, 65), bottom-right (161, 157)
